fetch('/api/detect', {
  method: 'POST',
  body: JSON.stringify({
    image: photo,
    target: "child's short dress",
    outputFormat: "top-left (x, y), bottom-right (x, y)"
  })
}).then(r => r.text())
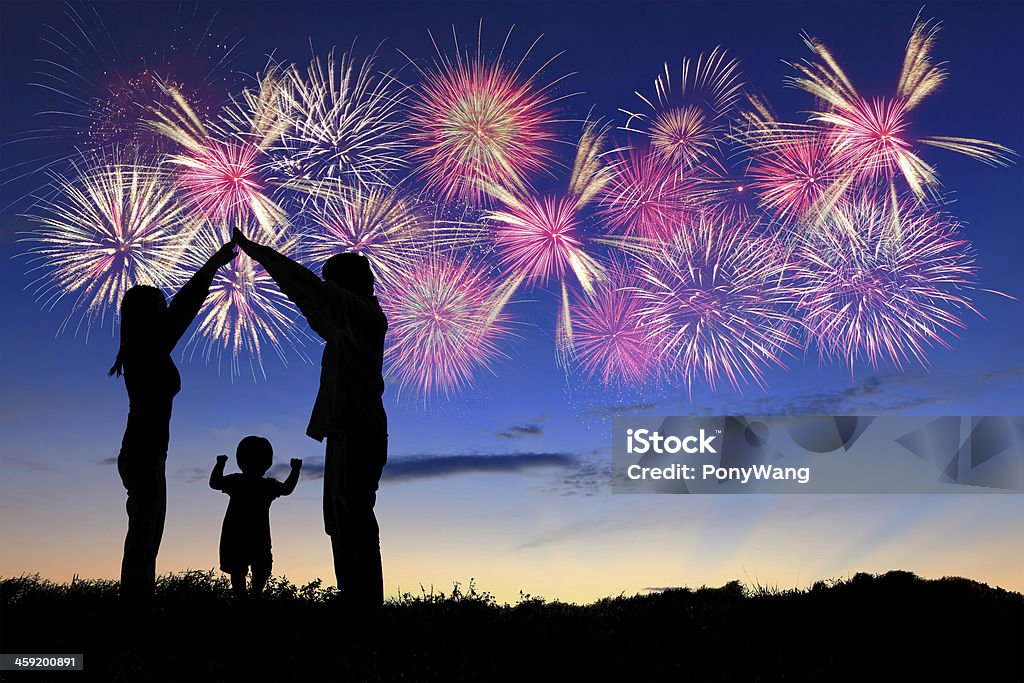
top-left (216, 474), bottom-right (289, 575)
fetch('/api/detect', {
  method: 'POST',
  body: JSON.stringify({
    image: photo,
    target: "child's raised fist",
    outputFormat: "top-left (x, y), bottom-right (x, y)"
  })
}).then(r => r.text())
top-left (216, 454), bottom-right (228, 464)
top-left (290, 458), bottom-right (302, 469)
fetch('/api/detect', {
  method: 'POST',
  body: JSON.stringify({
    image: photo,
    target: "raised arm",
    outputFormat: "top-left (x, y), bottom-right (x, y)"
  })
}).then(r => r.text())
top-left (210, 454), bottom-right (229, 491)
top-left (232, 229), bottom-right (325, 310)
top-left (167, 241), bottom-right (237, 349)
top-left (280, 458), bottom-right (302, 496)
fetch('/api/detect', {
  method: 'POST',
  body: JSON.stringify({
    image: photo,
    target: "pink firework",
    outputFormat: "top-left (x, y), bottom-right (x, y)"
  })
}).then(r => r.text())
top-left (569, 262), bottom-right (656, 387)
top-left (380, 254), bottom-right (514, 399)
top-left (789, 16), bottom-right (1012, 199)
top-left (489, 195), bottom-right (588, 285)
top-left (176, 139), bottom-right (264, 225)
top-left (819, 97), bottom-right (931, 192)
top-left (598, 145), bottom-right (703, 241)
top-left (633, 215), bottom-right (798, 393)
top-left (148, 82), bottom-right (287, 237)
top-left (749, 132), bottom-right (843, 222)
top-left (406, 28), bottom-right (562, 205)
top-left (792, 194), bottom-right (978, 372)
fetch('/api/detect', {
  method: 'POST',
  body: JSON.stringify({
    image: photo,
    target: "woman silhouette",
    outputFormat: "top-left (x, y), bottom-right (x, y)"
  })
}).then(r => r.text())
top-left (110, 240), bottom-right (236, 604)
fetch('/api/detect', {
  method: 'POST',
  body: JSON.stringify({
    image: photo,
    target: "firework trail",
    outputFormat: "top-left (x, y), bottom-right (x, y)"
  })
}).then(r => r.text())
top-left (622, 47), bottom-right (744, 168)
top-left (405, 25), bottom-right (567, 205)
top-left (568, 260), bottom-right (656, 387)
top-left (180, 224), bottom-right (310, 378)
top-left (787, 13), bottom-right (1013, 200)
top-left (21, 155), bottom-right (192, 333)
top-left (631, 214), bottom-right (798, 393)
top-left (379, 253), bottom-right (514, 399)
top-left (597, 144), bottom-right (704, 241)
top-left (298, 182), bottom-right (429, 287)
top-left (791, 192), bottom-right (979, 372)
top-left (147, 77), bottom-right (288, 238)
top-left (267, 49), bottom-right (408, 190)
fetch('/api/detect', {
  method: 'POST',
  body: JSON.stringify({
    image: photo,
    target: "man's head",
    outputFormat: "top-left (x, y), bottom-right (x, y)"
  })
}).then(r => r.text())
top-left (322, 252), bottom-right (374, 296)
top-left (236, 435), bottom-right (273, 476)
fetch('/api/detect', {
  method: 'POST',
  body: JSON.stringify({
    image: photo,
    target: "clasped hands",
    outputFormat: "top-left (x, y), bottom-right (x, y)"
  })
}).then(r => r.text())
top-left (207, 228), bottom-right (259, 270)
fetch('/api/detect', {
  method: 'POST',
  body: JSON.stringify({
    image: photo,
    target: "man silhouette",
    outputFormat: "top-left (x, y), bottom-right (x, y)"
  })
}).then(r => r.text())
top-left (233, 229), bottom-right (388, 609)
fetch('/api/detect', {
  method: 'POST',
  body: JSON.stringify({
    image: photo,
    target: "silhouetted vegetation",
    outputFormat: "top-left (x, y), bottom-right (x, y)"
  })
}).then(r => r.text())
top-left (1, 570), bottom-right (1020, 681)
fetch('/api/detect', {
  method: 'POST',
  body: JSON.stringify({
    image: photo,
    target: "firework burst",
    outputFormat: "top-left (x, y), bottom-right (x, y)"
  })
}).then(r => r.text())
top-left (265, 49), bottom-right (408, 190)
top-left (598, 144), bottom-right (703, 240)
top-left (482, 122), bottom-right (613, 361)
top-left (148, 79), bottom-right (288, 238)
top-left (483, 123), bottom-right (609, 292)
top-left (405, 26), bottom-right (565, 205)
top-left (568, 261), bottom-right (656, 387)
top-left (622, 47), bottom-right (744, 167)
top-left (748, 131), bottom-right (843, 223)
top-left (21, 155), bottom-right (192, 333)
top-left (180, 224), bottom-right (309, 377)
top-left (299, 183), bottom-right (428, 286)
top-left (792, 193), bottom-right (978, 371)
top-left (380, 253), bottom-right (514, 399)
top-left (632, 215), bottom-right (798, 393)
top-left (787, 14), bottom-right (1013, 199)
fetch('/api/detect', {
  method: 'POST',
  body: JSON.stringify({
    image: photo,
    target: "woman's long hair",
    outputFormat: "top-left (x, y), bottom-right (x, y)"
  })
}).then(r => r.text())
top-left (108, 285), bottom-right (167, 377)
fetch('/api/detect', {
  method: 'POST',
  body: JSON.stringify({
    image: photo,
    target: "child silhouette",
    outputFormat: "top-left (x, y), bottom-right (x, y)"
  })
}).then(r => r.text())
top-left (210, 436), bottom-right (301, 598)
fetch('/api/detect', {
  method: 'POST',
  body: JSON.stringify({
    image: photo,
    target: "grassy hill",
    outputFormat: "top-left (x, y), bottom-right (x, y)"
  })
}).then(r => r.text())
top-left (1, 570), bottom-right (1021, 681)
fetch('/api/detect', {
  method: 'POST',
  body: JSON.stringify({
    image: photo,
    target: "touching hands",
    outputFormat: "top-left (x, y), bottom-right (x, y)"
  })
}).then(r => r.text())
top-left (231, 228), bottom-right (254, 255)
top-left (290, 458), bottom-right (303, 470)
top-left (211, 241), bottom-right (238, 268)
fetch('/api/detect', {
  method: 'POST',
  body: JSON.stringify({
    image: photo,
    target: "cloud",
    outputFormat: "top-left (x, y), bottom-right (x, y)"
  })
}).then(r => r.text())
top-left (269, 457), bottom-right (325, 481)
top-left (670, 372), bottom-right (948, 417)
top-left (978, 364), bottom-right (1024, 385)
top-left (384, 452), bottom-right (575, 481)
top-left (174, 467), bottom-right (210, 484)
top-left (494, 422), bottom-right (544, 439)
top-left (268, 452), bottom-right (574, 483)
top-left (581, 362), bottom-right (1024, 421)
top-left (272, 452), bottom-right (575, 483)
top-left (98, 457), bottom-right (118, 466)
top-left (537, 449), bottom-right (610, 497)
top-left (2, 455), bottom-right (58, 472)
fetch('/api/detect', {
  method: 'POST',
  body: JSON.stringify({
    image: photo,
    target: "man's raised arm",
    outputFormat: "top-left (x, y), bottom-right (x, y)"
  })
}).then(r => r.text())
top-left (232, 228), bottom-right (327, 322)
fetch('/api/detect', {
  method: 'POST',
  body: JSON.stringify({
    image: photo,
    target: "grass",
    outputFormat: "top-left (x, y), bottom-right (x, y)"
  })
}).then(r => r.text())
top-left (1, 569), bottom-right (1021, 681)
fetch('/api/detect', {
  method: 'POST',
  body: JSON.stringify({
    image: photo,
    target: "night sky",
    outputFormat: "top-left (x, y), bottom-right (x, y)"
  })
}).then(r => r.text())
top-left (1, 0), bottom-right (1022, 603)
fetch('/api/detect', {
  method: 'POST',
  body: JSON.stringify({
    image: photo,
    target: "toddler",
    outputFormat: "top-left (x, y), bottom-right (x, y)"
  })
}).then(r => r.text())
top-left (210, 435), bottom-right (301, 598)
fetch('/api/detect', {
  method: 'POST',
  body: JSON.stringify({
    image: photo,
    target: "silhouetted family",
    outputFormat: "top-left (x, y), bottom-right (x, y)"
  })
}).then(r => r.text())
top-left (110, 229), bottom-right (388, 610)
